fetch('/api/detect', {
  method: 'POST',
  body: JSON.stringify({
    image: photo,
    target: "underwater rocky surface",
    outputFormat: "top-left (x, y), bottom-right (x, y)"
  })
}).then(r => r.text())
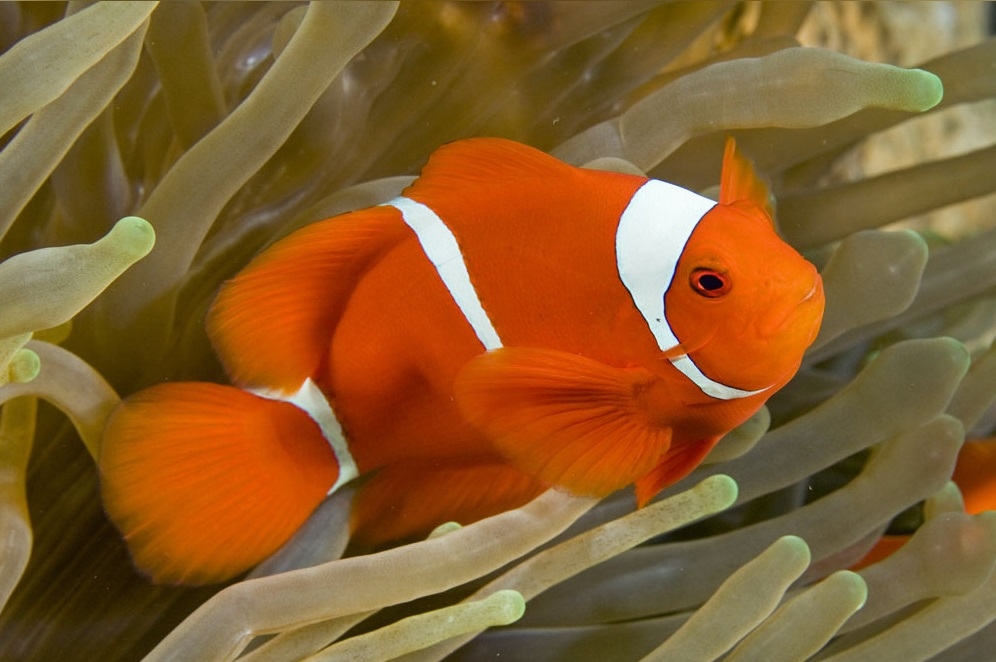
top-left (0, 1), bottom-right (995, 660)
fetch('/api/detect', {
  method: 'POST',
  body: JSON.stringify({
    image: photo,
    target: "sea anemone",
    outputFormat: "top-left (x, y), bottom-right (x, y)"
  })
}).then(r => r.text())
top-left (1, 2), bottom-right (994, 660)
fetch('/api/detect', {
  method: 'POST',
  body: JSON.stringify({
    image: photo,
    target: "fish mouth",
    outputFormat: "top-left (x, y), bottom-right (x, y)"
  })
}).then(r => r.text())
top-left (757, 274), bottom-right (824, 338)
top-left (800, 281), bottom-right (819, 303)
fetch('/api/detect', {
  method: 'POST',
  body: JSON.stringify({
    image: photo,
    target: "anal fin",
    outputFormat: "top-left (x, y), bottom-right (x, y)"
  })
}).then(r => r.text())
top-left (350, 462), bottom-right (546, 548)
top-left (634, 437), bottom-right (721, 507)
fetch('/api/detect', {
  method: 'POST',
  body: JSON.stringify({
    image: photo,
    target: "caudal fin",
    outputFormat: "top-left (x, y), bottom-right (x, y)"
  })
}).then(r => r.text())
top-left (99, 382), bottom-right (339, 585)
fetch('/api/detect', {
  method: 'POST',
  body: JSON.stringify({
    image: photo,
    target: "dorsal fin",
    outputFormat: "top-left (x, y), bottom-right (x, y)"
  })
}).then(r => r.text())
top-left (719, 137), bottom-right (775, 220)
top-left (207, 206), bottom-right (407, 393)
top-left (404, 137), bottom-right (576, 199)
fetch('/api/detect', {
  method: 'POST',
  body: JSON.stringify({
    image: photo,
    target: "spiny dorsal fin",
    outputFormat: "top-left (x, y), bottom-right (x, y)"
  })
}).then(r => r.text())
top-left (719, 137), bottom-right (775, 220)
top-left (405, 137), bottom-right (576, 198)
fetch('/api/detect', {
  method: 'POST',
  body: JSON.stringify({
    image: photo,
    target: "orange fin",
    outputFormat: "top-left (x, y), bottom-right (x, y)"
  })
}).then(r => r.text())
top-left (453, 348), bottom-right (672, 497)
top-left (99, 383), bottom-right (339, 585)
top-left (404, 137), bottom-right (575, 199)
top-left (953, 438), bottom-right (996, 515)
top-left (207, 206), bottom-right (406, 392)
top-left (719, 137), bottom-right (775, 220)
top-left (634, 437), bottom-right (721, 507)
top-left (351, 462), bottom-right (546, 548)
top-left (851, 534), bottom-right (909, 570)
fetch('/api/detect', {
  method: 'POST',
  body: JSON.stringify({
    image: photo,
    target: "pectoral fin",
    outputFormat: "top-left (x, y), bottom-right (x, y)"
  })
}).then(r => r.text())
top-left (454, 348), bottom-right (672, 498)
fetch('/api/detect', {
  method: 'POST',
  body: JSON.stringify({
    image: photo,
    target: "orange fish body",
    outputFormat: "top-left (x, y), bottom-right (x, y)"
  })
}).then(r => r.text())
top-left (852, 437), bottom-right (996, 570)
top-left (100, 138), bottom-right (824, 584)
top-left (952, 438), bottom-right (996, 515)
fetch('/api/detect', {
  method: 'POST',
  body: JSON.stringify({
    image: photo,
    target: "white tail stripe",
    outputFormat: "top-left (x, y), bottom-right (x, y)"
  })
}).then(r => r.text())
top-left (616, 180), bottom-right (767, 401)
top-left (386, 196), bottom-right (503, 351)
top-left (251, 379), bottom-right (359, 494)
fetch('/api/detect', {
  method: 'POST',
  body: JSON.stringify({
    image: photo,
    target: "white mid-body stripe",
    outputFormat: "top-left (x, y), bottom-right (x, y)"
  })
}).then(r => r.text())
top-left (251, 195), bottom-right (506, 497)
top-left (616, 180), bottom-right (767, 400)
top-left (385, 196), bottom-right (504, 351)
top-left (251, 379), bottom-right (359, 494)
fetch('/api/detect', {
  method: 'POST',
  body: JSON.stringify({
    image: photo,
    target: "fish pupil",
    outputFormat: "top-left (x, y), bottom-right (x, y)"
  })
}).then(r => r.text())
top-left (690, 269), bottom-right (729, 298)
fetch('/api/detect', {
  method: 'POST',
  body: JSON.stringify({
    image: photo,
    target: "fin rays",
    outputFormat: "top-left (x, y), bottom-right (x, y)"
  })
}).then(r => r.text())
top-left (99, 383), bottom-right (339, 585)
top-left (207, 207), bottom-right (406, 392)
top-left (454, 348), bottom-right (672, 497)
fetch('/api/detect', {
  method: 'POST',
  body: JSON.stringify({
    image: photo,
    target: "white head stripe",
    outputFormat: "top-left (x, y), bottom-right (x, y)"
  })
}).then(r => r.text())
top-left (251, 378), bottom-right (358, 494)
top-left (386, 196), bottom-right (503, 351)
top-left (616, 179), bottom-right (715, 351)
top-left (616, 180), bottom-right (766, 401)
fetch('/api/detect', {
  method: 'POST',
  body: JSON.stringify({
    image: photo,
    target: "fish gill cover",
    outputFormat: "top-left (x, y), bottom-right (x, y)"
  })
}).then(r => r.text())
top-left (0, 2), bottom-right (994, 660)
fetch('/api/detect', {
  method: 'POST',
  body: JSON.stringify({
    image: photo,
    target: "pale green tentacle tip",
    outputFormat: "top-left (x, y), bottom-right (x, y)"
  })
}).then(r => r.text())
top-left (827, 570), bottom-right (869, 612)
top-left (924, 481), bottom-right (965, 519)
top-left (698, 473), bottom-right (739, 511)
top-left (485, 589), bottom-right (527, 625)
top-left (7, 348), bottom-right (40, 384)
top-left (905, 68), bottom-right (944, 111)
top-left (108, 216), bottom-right (156, 260)
top-left (427, 521), bottom-right (462, 539)
top-left (770, 535), bottom-right (812, 565)
top-left (936, 336), bottom-right (972, 372)
top-left (0, 333), bottom-right (33, 387)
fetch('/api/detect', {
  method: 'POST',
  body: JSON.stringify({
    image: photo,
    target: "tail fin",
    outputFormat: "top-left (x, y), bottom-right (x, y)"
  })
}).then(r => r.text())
top-left (99, 382), bottom-right (339, 585)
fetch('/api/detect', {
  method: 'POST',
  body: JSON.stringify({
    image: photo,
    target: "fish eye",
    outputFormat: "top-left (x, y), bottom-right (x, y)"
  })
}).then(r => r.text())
top-left (690, 268), bottom-right (730, 298)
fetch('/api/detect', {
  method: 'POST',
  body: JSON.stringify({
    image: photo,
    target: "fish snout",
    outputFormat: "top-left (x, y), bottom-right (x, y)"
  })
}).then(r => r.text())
top-left (756, 271), bottom-right (824, 340)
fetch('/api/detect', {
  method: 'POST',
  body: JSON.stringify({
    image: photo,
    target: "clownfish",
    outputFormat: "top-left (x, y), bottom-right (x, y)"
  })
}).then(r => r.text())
top-left (99, 137), bottom-right (824, 585)
top-left (952, 438), bottom-right (996, 516)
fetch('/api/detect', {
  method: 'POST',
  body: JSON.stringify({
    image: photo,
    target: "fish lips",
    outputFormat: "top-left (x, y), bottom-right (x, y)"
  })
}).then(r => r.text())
top-left (756, 274), bottom-right (825, 342)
